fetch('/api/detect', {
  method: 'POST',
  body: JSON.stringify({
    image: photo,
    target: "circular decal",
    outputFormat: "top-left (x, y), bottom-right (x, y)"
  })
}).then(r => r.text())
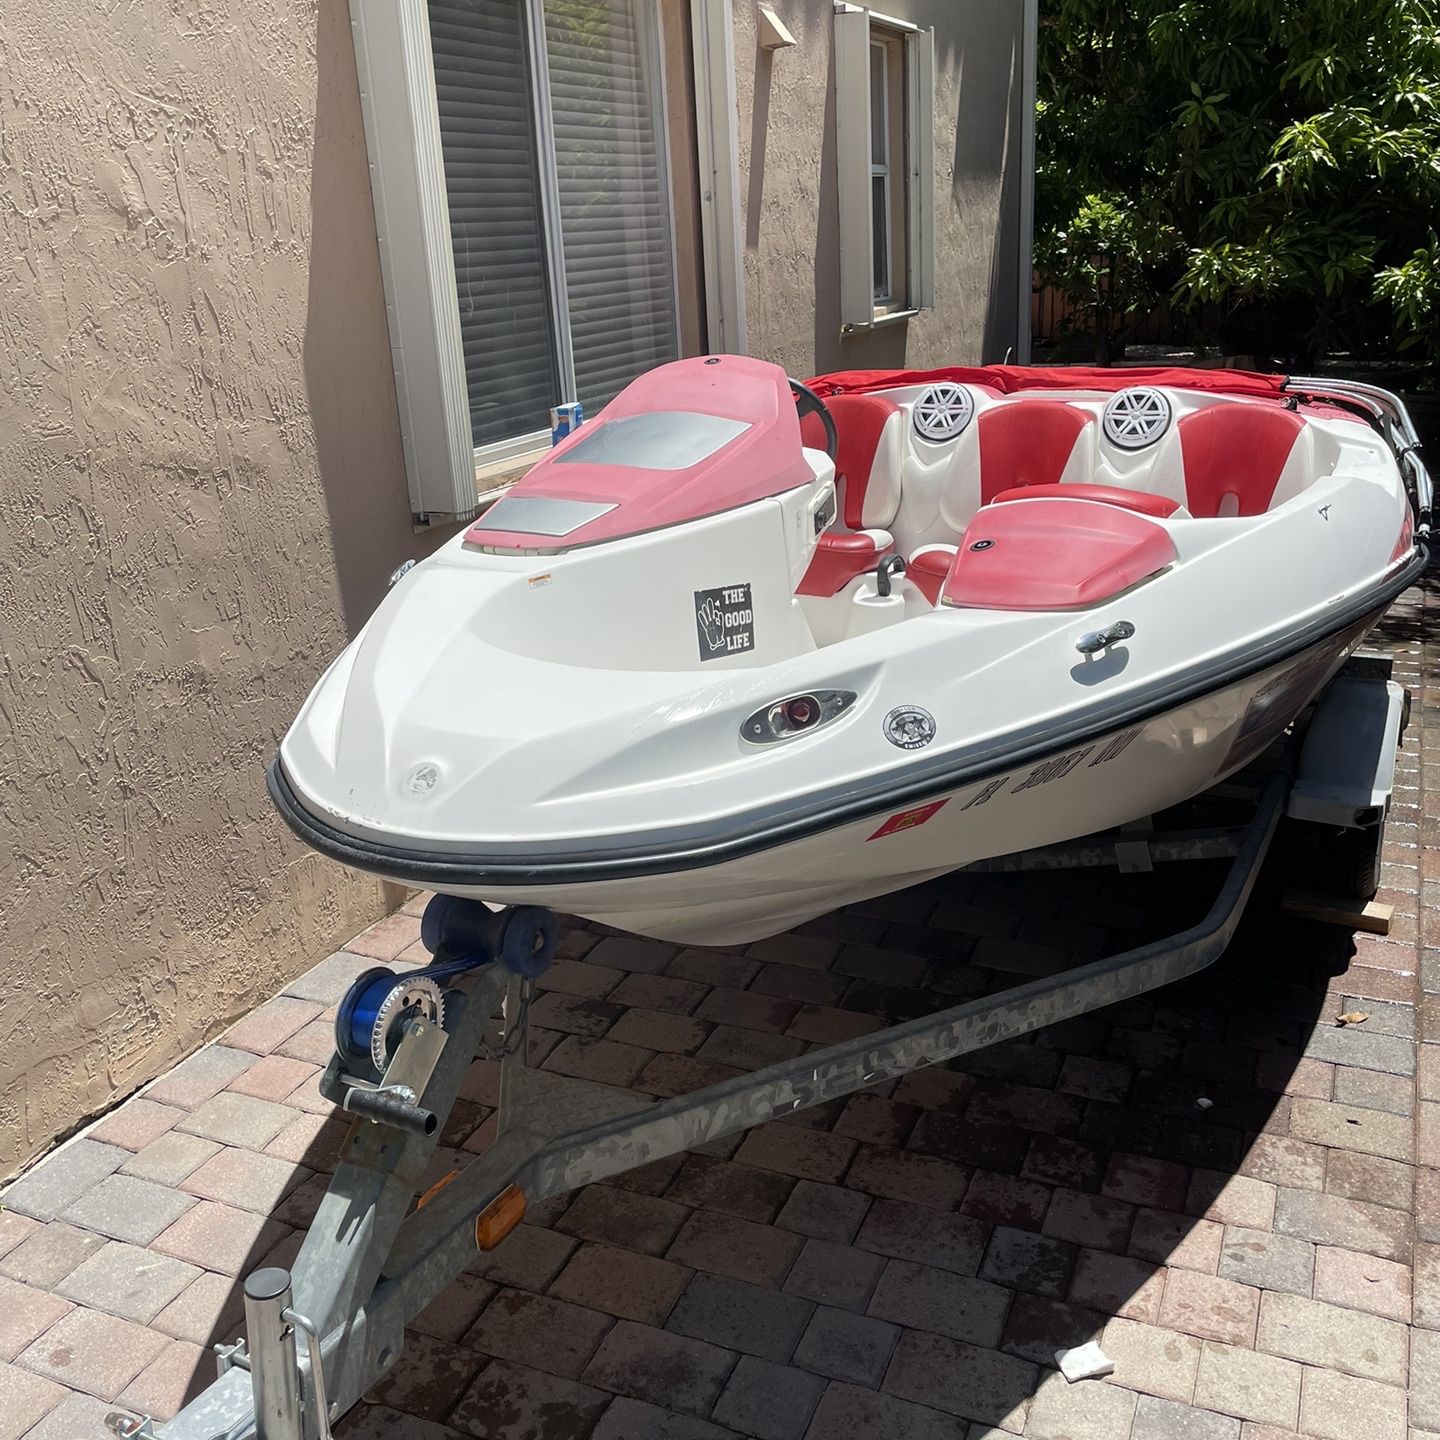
top-left (402, 762), bottom-right (442, 797)
top-left (884, 705), bottom-right (936, 750)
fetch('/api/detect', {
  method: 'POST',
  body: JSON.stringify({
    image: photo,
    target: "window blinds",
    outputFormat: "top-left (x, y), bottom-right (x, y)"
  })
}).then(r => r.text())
top-left (429, 0), bottom-right (561, 448)
top-left (429, 0), bottom-right (678, 451)
top-left (544, 0), bottom-right (679, 413)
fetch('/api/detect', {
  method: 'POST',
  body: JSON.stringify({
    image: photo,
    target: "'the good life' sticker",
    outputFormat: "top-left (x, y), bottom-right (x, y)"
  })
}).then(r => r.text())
top-left (695, 584), bottom-right (755, 661)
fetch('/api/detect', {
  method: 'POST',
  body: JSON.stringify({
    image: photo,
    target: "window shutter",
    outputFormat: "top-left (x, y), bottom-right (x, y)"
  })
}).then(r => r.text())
top-left (907, 26), bottom-right (936, 312)
top-left (430, 0), bottom-right (562, 448)
top-left (833, 6), bottom-right (874, 330)
top-left (544, 0), bottom-right (679, 414)
top-left (835, 7), bottom-right (935, 329)
top-left (349, 0), bottom-right (477, 517)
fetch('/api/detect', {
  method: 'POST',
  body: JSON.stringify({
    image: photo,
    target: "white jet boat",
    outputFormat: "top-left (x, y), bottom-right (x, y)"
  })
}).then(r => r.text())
top-left (270, 356), bottom-right (1430, 945)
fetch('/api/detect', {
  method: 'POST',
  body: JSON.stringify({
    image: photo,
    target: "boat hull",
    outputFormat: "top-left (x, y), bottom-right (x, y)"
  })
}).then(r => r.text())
top-left (274, 610), bottom-right (1379, 945)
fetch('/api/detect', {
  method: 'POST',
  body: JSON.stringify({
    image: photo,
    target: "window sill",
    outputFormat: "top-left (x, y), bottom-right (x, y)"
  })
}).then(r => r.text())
top-left (842, 307), bottom-right (921, 335)
top-left (474, 444), bottom-right (549, 507)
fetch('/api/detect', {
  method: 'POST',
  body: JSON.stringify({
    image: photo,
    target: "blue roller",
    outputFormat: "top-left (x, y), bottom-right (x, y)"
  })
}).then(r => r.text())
top-left (500, 906), bottom-right (558, 978)
top-left (421, 894), bottom-right (505, 960)
top-left (421, 895), bottom-right (556, 978)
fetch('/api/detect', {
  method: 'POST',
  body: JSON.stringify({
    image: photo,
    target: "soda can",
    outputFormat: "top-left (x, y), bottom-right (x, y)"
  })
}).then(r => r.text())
top-left (550, 401), bottom-right (584, 446)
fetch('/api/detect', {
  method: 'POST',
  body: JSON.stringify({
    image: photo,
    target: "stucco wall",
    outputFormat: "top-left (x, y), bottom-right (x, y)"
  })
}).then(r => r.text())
top-left (0, 0), bottom-right (428, 1177)
top-left (735, 0), bottom-right (1027, 376)
top-left (0, 0), bottom-right (1027, 1176)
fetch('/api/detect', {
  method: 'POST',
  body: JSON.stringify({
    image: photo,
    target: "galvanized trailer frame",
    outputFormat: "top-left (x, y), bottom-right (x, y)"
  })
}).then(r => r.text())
top-left (110, 770), bottom-right (1291, 1440)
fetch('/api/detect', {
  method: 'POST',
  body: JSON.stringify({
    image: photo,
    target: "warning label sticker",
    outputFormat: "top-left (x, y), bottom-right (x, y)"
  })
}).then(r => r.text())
top-left (868, 799), bottom-right (949, 841)
top-left (695, 584), bottom-right (755, 661)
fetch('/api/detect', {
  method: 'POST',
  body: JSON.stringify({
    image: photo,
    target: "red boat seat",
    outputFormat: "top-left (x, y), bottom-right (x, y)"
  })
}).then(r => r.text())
top-left (798, 395), bottom-right (904, 596)
top-left (908, 544), bottom-right (957, 605)
top-left (1178, 404), bottom-right (1306, 517)
top-left (800, 394), bottom-right (904, 530)
top-left (942, 498), bottom-right (1177, 611)
top-left (978, 401), bottom-right (1094, 505)
top-left (799, 529), bottom-right (895, 596)
top-left (989, 483), bottom-right (1181, 518)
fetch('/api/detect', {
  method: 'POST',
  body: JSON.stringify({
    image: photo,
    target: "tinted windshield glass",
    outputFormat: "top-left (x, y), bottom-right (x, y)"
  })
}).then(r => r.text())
top-left (555, 412), bottom-right (750, 470)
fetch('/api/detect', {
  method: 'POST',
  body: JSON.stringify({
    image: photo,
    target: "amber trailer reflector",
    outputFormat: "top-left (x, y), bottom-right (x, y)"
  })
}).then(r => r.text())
top-left (416, 1170), bottom-right (460, 1210)
top-left (475, 1184), bottom-right (527, 1250)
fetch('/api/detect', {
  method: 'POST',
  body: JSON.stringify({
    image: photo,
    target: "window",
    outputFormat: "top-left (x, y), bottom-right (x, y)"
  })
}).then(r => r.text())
top-left (351, 0), bottom-right (680, 517)
top-left (869, 39), bottom-right (892, 302)
top-left (834, 6), bottom-right (935, 331)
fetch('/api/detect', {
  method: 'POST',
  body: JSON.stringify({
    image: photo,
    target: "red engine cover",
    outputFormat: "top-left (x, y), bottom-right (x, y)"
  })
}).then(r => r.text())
top-left (943, 499), bottom-right (1178, 611)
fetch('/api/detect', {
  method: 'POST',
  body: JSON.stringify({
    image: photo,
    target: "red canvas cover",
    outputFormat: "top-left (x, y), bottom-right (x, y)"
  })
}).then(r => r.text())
top-left (807, 364), bottom-right (1291, 401)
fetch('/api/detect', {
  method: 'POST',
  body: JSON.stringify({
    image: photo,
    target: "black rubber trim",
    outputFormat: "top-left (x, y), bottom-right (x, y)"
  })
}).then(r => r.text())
top-left (267, 545), bottom-right (1428, 887)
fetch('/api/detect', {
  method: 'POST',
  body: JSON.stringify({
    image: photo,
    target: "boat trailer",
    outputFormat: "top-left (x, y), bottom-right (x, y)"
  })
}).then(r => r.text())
top-left (110, 661), bottom-right (1409, 1440)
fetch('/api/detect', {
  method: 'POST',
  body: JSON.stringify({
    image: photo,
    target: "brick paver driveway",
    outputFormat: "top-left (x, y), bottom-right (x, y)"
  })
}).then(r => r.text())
top-left (2, 574), bottom-right (1436, 1440)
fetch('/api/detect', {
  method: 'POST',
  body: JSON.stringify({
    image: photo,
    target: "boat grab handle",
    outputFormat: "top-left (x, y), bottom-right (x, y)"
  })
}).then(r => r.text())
top-left (875, 554), bottom-right (907, 597)
top-left (1076, 621), bottom-right (1135, 656)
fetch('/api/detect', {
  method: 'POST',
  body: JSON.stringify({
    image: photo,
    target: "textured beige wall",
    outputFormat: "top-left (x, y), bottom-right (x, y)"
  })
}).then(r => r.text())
top-left (0, 0), bottom-right (431, 1177)
top-left (734, 0), bottom-right (1027, 376)
top-left (0, 0), bottom-right (1024, 1176)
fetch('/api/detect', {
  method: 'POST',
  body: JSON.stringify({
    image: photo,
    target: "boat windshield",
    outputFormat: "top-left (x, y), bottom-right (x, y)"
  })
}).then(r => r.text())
top-left (554, 411), bottom-right (751, 471)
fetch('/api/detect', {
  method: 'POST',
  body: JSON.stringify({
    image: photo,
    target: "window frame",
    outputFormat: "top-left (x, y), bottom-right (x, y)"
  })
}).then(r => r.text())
top-left (834, 3), bottom-right (935, 334)
top-left (349, 0), bottom-right (682, 520)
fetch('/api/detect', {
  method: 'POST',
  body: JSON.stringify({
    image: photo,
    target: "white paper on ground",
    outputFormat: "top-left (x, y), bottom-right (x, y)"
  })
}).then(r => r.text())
top-left (1055, 1341), bottom-right (1115, 1382)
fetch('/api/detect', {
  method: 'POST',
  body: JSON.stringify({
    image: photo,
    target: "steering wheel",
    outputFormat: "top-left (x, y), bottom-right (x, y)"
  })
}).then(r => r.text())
top-left (790, 378), bottom-right (838, 460)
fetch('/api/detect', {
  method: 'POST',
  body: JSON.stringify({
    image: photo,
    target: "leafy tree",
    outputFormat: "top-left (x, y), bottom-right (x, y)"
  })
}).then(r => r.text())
top-left (1035, 0), bottom-right (1440, 374)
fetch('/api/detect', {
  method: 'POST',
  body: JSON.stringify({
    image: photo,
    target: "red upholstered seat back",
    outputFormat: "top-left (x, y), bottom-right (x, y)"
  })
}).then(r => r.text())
top-left (1178, 404), bottom-right (1305, 518)
top-left (988, 483), bottom-right (1180, 518)
top-left (800, 394), bottom-right (900, 529)
top-left (978, 401), bottom-right (1091, 505)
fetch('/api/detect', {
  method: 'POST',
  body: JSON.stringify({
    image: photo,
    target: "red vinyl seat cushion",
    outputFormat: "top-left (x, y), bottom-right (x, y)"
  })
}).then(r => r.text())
top-left (1178, 404), bottom-right (1305, 517)
top-left (989, 483), bottom-right (1180, 518)
top-left (943, 499), bottom-right (1177, 611)
top-left (907, 547), bottom-right (955, 605)
top-left (797, 531), bottom-right (887, 597)
top-left (978, 401), bottom-right (1092, 504)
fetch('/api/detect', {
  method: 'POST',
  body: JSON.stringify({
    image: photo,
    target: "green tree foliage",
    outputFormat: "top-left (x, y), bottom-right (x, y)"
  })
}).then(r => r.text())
top-left (1035, 0), bottom-right (1440, 371)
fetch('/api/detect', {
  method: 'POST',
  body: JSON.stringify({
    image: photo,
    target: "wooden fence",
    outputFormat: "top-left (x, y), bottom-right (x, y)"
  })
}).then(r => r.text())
top-left (1031, 283), bottom-right (1173, 347)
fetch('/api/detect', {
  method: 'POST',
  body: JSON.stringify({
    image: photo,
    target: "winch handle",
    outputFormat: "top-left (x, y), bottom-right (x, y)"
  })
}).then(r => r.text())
top-left (341, 1086), bottom-right (438, 1135)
